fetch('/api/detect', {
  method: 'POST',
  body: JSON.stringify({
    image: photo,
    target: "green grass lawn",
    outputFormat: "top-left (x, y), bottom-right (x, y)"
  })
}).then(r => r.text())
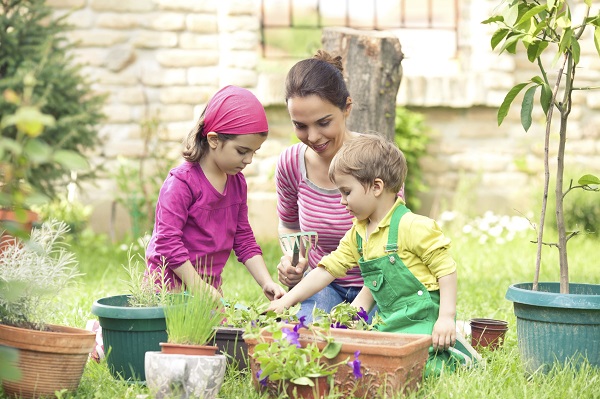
top-left (2, 229), bottom-right (599, 399)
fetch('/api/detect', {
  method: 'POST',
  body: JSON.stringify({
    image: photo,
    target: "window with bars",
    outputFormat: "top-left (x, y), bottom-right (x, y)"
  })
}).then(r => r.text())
top-left (260, 0), bottom-right (460, 59)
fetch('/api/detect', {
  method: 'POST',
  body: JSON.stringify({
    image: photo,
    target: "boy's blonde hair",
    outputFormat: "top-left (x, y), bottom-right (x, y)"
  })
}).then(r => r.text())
top-left (329, 133), bottom-right (407, 193)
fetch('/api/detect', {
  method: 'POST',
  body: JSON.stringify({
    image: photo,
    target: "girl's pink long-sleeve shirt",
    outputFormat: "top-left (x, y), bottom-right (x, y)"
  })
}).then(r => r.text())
top-left (146, 161), bottom-right (262, 290)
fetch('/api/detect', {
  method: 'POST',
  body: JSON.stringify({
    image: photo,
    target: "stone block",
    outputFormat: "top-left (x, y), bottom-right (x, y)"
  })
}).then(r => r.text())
top-left (142, 12), bottom-right (186, 31)
top-left (187, 67), bottom-right (220, 85)
top-left (247, 192), bottom-right (278, 240)
top-left (160, 87), bottom-right (208, 104)
top-left (185, 14), bottom-right (218, 33)
top-left (141, 66), bottom-right (187, 86)
top-left (132, 31), bottom-right (178, 49)
top-left (223, 15), bottom-right (259, 32)
top-left (179, 33), bottom-right (219, 50)
top-left (96, 13), bottom-right (142, 29)
top-left (90, 0), bottom-right (156, 12)
top-left (156, 50), bottom-right (219, 67)
top-left (105, 45), bottom-right (136, 72)
top-left (220, 69), bottom-right (258, 87)
top-left (220, 51), bottom-right (258, 69)
top-left (95, 68), bottom-right (140, 86)
top-left (224, 0), bottom-right (258, 15)
top-left (72, 49), bottom-right (107, 67)
top-left (148, 104), bottom-right (195, 122)
top-left (163, 121), bottom-right (194, 142)
top-left (103, 104), bottom-right (133, 123)
top-left (56, 9), bottom-right (93, 28)
top-left (221, 31), bottom-right (259, 51)
top-left (67, 30), bottom-right (128, 47)
top-left (47, 0), bottom-right (85, 7)
top-left (156, 0), bottom-right (216, 13)
top-left (102, 138), bottom-right (146, 158)
top-left (117, 87), bottom-right (147, 104)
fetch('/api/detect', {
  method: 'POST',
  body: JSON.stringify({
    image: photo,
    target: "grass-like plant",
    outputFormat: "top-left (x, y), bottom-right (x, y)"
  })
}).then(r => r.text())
top-left (164, 280), bottom-right (225, 346)
top-left (0, 220), bottom-right (79, 329)
top-left (121, 249), bottom-right (171, 308)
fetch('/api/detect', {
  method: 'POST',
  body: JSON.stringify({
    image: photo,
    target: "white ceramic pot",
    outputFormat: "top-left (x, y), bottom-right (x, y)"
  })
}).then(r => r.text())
top-left (145, 352), bottom-right (226, 399)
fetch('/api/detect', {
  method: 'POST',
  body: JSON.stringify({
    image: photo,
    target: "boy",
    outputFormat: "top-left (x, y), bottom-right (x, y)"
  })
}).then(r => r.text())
top-left (268, 133), bottom-right (469, 375)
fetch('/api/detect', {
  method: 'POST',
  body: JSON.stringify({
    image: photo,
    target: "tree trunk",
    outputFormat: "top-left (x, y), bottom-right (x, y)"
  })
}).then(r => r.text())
top-left (322, 27), bottom-right (404, 141)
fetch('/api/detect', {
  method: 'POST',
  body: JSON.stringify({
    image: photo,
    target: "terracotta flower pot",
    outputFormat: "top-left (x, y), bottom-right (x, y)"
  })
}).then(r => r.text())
top-left (0, 323), bottom-right (96, 399)
top-left (0, 209), bottom-right (38, 251)
top-left (159, 342), bottom-right (218, 356)
top-left (246, 325), bottom-right (431, 398)
top-left (469, 318), bottom-right (508, 351)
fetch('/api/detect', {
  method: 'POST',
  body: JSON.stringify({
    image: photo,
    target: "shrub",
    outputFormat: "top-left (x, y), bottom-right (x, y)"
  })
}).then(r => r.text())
top-left (0, 0), bottom-right (105, 200)
top-left (394, 107), bottom-right (429, 211)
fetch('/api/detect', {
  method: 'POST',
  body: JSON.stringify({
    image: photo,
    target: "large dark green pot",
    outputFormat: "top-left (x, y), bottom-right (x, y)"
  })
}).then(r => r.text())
top-left (505, 282), bottom-right (600, 373)
top-left (91, 295), bottom-right (167, 382)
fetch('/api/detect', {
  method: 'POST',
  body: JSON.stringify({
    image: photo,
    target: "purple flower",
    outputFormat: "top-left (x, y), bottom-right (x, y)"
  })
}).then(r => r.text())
top-left (282, 327), bottom-right (301, 347)
top-left (256, 369), bottom-right (268, 387)
top-left (356, 307), bottom-right (369, 322)
top-left (347, 350), bottom-right (362, 379)
top-left (331, 321), bottom-right (348, 329)
top-left (294, 315), bottom-right (308, 332)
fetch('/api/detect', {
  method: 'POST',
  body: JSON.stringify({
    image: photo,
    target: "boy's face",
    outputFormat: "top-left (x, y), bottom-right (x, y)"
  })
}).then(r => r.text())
top-left (334, 173), bottom-right (376, 221)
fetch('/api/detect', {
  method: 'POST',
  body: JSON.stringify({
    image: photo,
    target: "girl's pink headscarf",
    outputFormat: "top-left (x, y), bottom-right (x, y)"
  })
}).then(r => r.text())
top-left (202, 85), bottom-right (269, 136)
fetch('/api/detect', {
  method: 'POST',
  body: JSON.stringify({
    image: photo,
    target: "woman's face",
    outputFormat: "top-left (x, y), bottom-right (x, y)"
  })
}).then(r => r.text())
top-left (287, 94), bottom-right (351, 159)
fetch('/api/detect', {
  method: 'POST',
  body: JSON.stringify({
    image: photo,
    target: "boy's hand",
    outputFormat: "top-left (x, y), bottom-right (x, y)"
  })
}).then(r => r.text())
top-left (277, 255), bottom-right (308, 287)
top-left (262, 280), bottom-right (286, 301)
top-left (431, 316), bottom-right (456, 351)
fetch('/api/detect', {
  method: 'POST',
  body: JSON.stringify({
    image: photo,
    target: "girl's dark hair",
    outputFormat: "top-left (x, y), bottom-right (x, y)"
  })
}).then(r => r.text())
top-left (182, 110), bottom-right (267, 163)
top-left (285, 49), bottom-right (350, 111)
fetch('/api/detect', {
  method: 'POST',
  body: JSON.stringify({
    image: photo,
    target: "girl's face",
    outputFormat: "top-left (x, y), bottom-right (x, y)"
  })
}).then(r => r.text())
top-left (209, 133), bottom-right (267, 175)
top-left (287, 94), bottom-right (351, 159)
top-left (334, 172), bottom-right (376, 221)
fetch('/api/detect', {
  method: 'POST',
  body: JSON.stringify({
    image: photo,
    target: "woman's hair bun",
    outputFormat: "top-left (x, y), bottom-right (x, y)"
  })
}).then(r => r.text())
top-left (313, 49), bottom-right (343, 73)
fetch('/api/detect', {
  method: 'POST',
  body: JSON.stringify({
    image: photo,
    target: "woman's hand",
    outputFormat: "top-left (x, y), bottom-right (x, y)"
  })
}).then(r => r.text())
top-left (431, 316), bottom-right (456, 352)
top-left (277, 255), bottom-right (308, 287)
top-left (262, 280), bottom-right (286, 301)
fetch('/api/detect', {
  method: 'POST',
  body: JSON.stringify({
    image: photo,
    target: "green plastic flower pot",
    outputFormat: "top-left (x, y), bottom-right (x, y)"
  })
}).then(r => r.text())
top-left (91, 295), bottom-right (167, 382)
top-left (505, 282), bottom-right (600, 373)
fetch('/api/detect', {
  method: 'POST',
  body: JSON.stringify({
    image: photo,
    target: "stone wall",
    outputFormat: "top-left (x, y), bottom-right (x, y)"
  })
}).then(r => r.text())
top-left (47, 0), bottom-right (600, 240)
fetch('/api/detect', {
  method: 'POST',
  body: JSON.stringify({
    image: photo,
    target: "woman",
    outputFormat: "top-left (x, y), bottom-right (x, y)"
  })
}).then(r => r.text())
top-left (276, 50), bottom-right (402, 321)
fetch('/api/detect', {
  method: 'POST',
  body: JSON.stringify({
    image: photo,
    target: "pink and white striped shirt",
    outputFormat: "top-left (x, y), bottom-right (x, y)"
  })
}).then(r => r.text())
top-left (276, 143), bottom-right (363, 287)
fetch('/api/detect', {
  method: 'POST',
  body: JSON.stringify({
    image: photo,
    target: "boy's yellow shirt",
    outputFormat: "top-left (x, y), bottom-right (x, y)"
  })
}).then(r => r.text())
top-left (319, 198), bottom-right (456, 291)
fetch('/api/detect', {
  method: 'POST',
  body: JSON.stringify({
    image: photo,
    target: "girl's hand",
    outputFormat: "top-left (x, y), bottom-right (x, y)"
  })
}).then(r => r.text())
top-left (266, 297), bottom-right (287, 313)
top-left (431, 316), bottom-right (456, 351)
top-left (262, 280), bottom-right (286, 301)
top-left (277, 255), bottom-right (308, 287)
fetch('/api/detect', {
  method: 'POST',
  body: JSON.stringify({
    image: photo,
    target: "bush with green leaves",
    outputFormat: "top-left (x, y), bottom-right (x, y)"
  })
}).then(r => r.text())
top-left (394, 106), bottom-right (430, 212)
top-left (0, 0), bottom-right (104, 202)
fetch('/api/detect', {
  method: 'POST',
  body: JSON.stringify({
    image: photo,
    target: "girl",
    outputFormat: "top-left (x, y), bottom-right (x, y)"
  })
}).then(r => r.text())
top-left (146, 85), bottom-right (285, 300)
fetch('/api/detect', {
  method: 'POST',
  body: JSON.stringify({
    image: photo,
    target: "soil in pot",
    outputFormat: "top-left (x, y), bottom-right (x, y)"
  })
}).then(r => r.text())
top-left (469, 318), bottom-right (508, 351)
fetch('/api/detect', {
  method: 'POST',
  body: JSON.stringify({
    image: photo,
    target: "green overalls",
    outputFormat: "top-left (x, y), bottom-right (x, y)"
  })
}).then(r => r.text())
top-left (357, 204), bottom-right (468, 377)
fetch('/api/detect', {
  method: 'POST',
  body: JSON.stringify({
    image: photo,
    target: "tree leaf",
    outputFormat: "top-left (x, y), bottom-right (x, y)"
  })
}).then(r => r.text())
top-left (516, 4), bottom-right (547, 26)
top-left (571, 38), bottom-right (580, 64)
top-left (584, 0), bottom-right (592, 7)
top-left (521, 85), bottom-right (537, 132)
top-left (547, 0), bottom-right (556, 12)
top-left (578, 174), bottom-right (600, 185)
top-left (24, 138), bottom-right (52, 164)
top-left (504, 3), bottom-right (520, 26)
top-left (322, 342), bottom-right (342, 359)
top-left (594, 26), bottom-right (600, 58)
top-left (499, 33), bottom-right (524, 54)
top-left (559, 28), bottom-right (573, 55)
top-left (540, 82), bottom-right (552, 116)
top-left (52, 150), bottom-right (89, 171)
top-left (498, 82), bottom-right (530, 126)
top-left (481, 15), bottom-right (504, 24)
top-left (491, 28), bottom-right (510, 49)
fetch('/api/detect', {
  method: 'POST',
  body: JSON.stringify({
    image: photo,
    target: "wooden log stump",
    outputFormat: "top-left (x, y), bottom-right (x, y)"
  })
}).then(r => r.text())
top-left (322, 27), bottom-right (404, 140)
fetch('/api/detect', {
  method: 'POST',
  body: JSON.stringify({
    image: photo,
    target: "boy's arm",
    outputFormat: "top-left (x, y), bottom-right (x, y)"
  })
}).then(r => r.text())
top-left (351, 286), bottom-right (375, 313)
top-left (244, 254), bottom-right (286, 300)
top-left (432, 270), bottom-right (457, 351)
top-left (267, 267), bottom-right (335, 312)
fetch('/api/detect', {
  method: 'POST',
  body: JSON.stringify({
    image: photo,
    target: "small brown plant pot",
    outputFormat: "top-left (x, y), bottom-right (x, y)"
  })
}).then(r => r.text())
top-left (469, 318), bottom-right (508, 351)
top-left (159, 342), bottom-right (218, 356)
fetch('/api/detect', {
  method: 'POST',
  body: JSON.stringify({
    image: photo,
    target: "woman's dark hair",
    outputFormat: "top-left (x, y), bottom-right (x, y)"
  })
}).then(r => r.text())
top-left (183, 111), bottom-right (267, 163)
top-left (285, 49), bottom-right (350, 111)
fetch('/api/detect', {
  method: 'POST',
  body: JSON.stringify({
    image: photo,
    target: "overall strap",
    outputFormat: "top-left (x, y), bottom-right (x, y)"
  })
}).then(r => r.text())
top-left (384, 204), bottom-right (411, 252)
top-left (356, 204), bottom-right (411, 256)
